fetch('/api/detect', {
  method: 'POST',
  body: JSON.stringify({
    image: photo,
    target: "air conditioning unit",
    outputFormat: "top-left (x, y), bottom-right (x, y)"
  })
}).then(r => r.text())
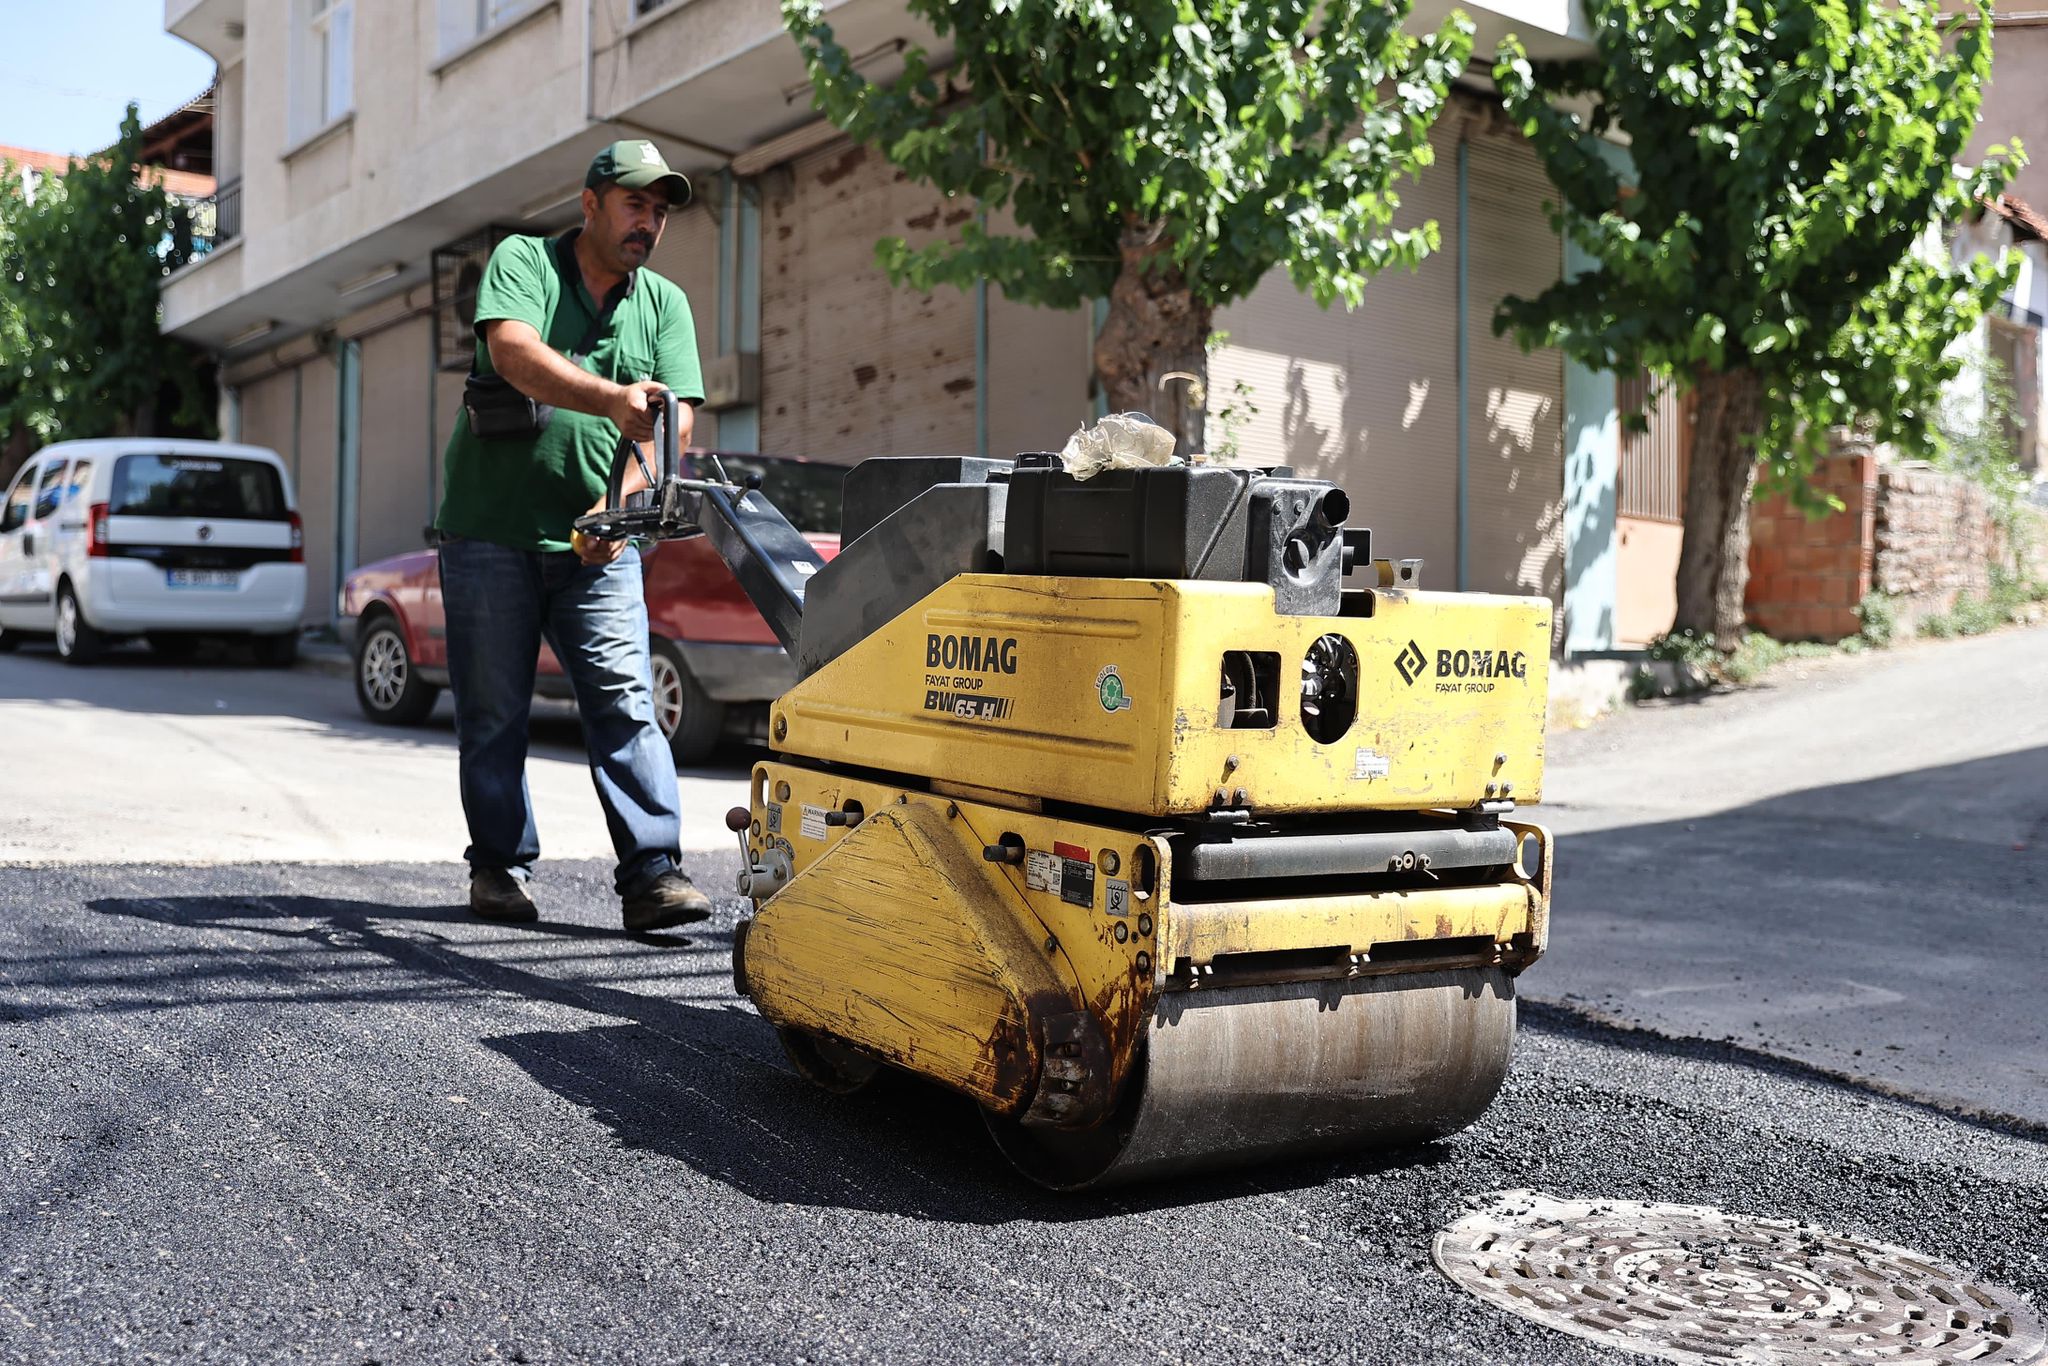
top-left (431, 226), bottom-right (521, 372)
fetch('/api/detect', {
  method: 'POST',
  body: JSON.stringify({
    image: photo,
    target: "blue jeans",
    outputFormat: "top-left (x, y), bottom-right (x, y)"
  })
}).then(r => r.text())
top-left (437, 536), bottom-right (682, 896)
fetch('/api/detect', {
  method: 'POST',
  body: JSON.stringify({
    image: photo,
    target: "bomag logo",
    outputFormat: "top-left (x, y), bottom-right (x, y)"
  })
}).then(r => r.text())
top-left (1423, 645), bottom-right (1529, 694)
top-left (1437, 648), bottom-right (1527, 680)
top-left (925, 633), bottom-right (1019, 674)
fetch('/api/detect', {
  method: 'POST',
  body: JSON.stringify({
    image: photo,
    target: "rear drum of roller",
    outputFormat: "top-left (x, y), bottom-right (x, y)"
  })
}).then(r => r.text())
top-left (985, 967), bottom-right (1517, 1190)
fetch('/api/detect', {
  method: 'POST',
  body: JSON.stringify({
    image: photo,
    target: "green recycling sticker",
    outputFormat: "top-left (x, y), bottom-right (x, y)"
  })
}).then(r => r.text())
top-left (1096, 664), bottom-right (1132, 713)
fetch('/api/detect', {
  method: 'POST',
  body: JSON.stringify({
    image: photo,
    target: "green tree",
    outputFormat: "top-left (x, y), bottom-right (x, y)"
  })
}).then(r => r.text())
top-left (1495, 0), bottom-right (2018, 646)
top-left (0, 105), bottom-right (214, 447)
top-left (782, 0), bottom-right (1473, 454)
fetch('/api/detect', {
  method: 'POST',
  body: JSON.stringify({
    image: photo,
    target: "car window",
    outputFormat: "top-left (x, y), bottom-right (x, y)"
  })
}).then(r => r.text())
top-left (61, 458), bottom-right (93, 508)
top-left (33, 461), bottom-right (69, 519)
top-left (687, 453), bottom-right (844, 535)
top-left (1, 462), bottom-right (40, 534)
top-left (111, 453), bottom-right (288, 520)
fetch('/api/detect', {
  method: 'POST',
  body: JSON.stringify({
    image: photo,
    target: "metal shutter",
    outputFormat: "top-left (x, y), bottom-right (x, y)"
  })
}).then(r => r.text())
top-left (1207, 111), bottom-right (1466, 580)
top-left (354, 314), bottom-right (434, 568)
top-left (758, 140), bottom-right (977, 462)
top-left (1462, 113), bottom-right (1565, 604)
top-left (295, 352), bottom-right (341, 625)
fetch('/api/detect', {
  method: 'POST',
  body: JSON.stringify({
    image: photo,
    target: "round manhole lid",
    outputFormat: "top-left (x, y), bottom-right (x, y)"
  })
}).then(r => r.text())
top-left (1433, 1190), bottom-right (2046, 1364)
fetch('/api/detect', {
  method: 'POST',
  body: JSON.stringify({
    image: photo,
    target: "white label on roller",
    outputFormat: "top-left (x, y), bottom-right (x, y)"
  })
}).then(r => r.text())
top-left (793, 560), bottom-right (816, 576)
top-left (1024, 850), bottom-right (1060, 894)
top-left (1104, 879), bottom-right (1131, 918)
top-left (1353, 747), bottom-right (1391, 781)
top-left (765, 802), bottom-right (783, 835)
top-left (799, 804), bottom-right (829, 841)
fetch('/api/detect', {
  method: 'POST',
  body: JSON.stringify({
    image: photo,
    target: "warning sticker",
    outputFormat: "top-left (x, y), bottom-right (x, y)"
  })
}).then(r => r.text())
top-left (1104, 878), bottom-right (1131, 918)
top-left (799, 804), bottom-right (829, 841)
top-left (765, 802), bottom-right (783, 835)
top-left (1024, 851), bottom-right (1060, 894)
top-left (1060, 859), bottom-right (1095, 908)
top-left (1025, 851), bottom-right (1097, 907)
top-left (1353, 748), bottom-right (1391, 781)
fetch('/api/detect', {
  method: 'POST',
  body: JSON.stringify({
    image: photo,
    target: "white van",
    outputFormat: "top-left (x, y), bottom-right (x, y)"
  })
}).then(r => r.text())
top-left (0, 439), bottom-right (307, 665)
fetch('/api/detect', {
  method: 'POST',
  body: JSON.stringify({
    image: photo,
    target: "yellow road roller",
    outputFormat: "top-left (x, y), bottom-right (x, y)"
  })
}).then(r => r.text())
top-left (579, 396), bottom-right (1551, 1189)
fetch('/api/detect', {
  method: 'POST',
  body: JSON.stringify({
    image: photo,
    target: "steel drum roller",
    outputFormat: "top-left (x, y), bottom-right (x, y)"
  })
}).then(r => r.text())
top-left (985, 968), bottom-right (1517, 1189)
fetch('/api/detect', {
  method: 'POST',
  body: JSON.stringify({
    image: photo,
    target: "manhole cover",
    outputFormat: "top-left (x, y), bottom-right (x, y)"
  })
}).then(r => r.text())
top-left (1433, 1190), bottom-right (2047, 1364)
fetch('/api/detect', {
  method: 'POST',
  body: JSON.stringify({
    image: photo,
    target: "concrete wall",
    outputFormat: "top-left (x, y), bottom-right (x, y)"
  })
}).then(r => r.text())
top-left (1614, 516), bottom-right (1681, 647)
top-left (1962, 19), bottom-right (2048, 214)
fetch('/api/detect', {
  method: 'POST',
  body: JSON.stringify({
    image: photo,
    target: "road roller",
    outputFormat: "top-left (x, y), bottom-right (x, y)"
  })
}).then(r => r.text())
top-left (578, 395), bottom-right (1552, 1189)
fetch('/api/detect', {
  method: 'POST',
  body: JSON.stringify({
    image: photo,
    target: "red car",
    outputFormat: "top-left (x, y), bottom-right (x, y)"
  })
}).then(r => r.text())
top-left (338, 451), bottom-right (842, 763)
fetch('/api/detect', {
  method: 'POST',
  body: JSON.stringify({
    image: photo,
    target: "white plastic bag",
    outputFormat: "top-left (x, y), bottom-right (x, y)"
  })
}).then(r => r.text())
top-left (1058, 412), bottom-right (1178, 481)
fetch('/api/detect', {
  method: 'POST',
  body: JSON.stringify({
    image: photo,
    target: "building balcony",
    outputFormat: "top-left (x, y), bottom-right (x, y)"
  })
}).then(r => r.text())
top-left (166, 0), bottom-right (245, 63)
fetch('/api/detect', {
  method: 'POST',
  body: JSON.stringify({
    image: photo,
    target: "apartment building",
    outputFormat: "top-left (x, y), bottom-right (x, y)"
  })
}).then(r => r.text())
top-left (162, 0), bottom-right (1651, 652)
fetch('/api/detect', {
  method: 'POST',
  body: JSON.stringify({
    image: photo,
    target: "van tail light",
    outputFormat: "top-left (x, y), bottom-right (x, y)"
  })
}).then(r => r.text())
top-left (87, 503), bottom-right (111, 557)
top-left (288, 511), bottom-right (304, 564)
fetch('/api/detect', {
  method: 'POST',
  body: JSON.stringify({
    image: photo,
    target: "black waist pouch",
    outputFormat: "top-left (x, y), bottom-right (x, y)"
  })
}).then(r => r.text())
top-left (463, 371), bottom-right (555, 441)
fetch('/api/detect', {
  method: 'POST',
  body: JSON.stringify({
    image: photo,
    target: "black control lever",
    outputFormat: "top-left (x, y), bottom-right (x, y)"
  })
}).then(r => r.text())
top-left (571, 389), bottom-right (824, 657)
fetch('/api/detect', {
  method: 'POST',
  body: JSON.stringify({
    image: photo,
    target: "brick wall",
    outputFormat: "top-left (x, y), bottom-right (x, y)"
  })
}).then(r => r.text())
top-left (1871, 464), bottom-right (2001, 632)
top-left (1744, 453), bottom-right (2048, 642)
top-left (1743, 452), bottom-right (1877, 641)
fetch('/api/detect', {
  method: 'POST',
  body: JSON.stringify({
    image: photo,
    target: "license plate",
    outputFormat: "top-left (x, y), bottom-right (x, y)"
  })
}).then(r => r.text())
top-left (167, 569), bottom-right (238, 589)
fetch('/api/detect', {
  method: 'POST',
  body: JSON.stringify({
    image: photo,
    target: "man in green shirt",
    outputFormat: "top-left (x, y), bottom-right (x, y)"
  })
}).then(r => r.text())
top-left (434, 139), bottom-right (711, 932)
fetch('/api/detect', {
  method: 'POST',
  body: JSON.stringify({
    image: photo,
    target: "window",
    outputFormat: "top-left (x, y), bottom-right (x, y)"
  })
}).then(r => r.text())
top-left (292, 0), bottom-right (353, 141)
top-left (1, 464), bottom-right (38, 534)
top-left (438, 0), bottom-right (534, 57)
top-left (61, 459), bottom-right (93, 508)
top-left (110, 455), bottom-right (289, 521)
top-left (32, 462), bottom-right (68, 520)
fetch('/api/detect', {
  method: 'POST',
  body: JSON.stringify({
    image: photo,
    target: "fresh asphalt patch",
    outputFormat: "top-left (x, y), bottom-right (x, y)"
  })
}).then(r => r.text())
top-left (2, 858), bottom-right (2044, 1364)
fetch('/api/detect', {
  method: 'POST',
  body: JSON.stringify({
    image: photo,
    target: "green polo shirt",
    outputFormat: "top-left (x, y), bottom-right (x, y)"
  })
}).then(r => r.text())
top-left (435, 231), bottom-right (704, 552)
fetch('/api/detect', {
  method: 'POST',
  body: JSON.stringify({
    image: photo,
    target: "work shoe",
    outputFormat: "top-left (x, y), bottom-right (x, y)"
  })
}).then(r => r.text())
top-left (622, 870), bottom-right (713, 932)
top-left (469, 868), bottom-right (539, 923)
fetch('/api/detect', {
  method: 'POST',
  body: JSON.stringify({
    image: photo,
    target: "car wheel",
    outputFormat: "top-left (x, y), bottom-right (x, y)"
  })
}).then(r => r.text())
top-left (648, 636), bottom-right (724, 765)
top-left (252, 632), bottom-right (299, 668)
top-left (147, 632), bottom-right (200, 662)
top-left (354, 614), bottom-right (439, 725)
top-left (54, 583), bottom-right (106, 665)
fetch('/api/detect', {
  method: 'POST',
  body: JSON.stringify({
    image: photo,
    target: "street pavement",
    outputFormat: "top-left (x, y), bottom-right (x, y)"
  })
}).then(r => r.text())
top-left (0, 638), bottom-right (748, 866)
top-left (1, 627), bottom-right (2045, 1362)
top-left (1536, 624), bottom-right (2048, 1126)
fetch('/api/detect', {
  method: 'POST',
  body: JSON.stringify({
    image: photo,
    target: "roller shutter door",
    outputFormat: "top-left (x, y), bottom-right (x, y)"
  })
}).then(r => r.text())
top-left (758, 140), bottom-right (976, 462)
top-left (1462, 115), bottom-right (1565, 604)
top-left (1206, 96), bottom-right (1564, 604)
top-left (296, 352), bottom-right (340, 626)
top-left (354, 314), bottom-right (434, 569)
top-left (1207, 114), bottom-right (1463, 580)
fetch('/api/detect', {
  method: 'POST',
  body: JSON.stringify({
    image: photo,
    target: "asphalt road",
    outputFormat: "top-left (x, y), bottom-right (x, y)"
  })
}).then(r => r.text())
top-left (1537, 625), bottom-right (2048, 1126)
top-left (3, 857), bottom-right (2044, 1365)
top-left (3, 628), bottom-right (2048, 1362)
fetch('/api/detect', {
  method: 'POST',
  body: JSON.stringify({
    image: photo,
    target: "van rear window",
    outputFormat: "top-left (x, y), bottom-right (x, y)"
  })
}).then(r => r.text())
top-left (111, 454), bottom-right (288, 520)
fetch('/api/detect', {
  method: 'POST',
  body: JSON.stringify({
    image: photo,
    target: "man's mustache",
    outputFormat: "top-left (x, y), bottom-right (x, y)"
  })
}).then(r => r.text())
top-left (623, 232), bottom-right (655, 251)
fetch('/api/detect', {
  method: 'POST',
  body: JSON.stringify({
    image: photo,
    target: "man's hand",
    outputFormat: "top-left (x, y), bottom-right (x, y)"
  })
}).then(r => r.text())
top-left (608, 379), bottom-right (669, 443)
top-left (572, 501), bottom-right (629, 566)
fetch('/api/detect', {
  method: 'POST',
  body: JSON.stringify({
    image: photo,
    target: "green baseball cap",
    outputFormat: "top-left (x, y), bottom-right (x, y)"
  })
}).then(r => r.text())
top-left (585, 139), bottom-right (692, 207)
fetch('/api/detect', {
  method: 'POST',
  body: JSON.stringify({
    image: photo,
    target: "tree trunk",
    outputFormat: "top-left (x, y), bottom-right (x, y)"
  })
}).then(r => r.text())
top-left (1092, 221), bottom-right (1212, 457)
top-left (1672, 367), bottom-right (1765, 649)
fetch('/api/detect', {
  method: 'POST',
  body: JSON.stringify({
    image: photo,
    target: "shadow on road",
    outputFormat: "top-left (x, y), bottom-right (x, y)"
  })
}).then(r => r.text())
top-left (76, 889), bottom-right (1454, 1221)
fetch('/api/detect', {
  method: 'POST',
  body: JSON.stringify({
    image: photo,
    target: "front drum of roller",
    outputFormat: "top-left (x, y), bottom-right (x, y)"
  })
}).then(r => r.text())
top-left (984, 967), bottom-right (1517, 1190)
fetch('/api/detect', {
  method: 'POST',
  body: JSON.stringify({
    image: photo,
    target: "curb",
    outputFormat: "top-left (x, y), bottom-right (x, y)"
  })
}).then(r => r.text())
top-left (299, 644), bottom-right (351, 681)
